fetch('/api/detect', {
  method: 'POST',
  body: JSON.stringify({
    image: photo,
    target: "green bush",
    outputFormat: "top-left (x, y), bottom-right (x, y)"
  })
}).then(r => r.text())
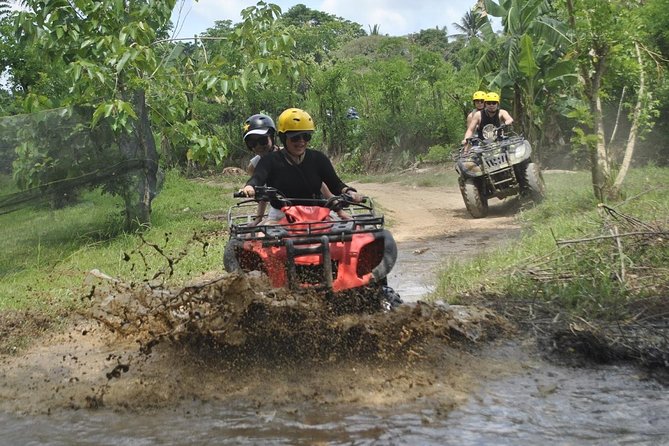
top-left (423, 144), bottom-right (456, 164)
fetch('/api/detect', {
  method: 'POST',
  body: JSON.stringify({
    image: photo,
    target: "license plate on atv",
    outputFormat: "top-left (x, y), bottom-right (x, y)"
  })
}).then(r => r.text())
top-left (483, 152), bottom-right (508, 170)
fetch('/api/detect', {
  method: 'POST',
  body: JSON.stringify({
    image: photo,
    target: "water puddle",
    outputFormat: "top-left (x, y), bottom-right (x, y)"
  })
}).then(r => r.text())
top-left (389, 230), bottom-right (520, 302)
top-left (2, 343), bottom-right (667, 445)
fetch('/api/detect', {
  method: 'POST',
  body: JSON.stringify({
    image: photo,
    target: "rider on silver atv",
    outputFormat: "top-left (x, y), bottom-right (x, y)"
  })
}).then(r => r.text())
top-left (462, 92), bottom-right (514, 144)
top-left (459, 92), bottom-right (515, 173)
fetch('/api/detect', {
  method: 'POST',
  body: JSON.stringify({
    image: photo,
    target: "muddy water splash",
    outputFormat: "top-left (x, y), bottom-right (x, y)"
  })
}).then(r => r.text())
top-left (53, 270), bottom-right (503, 411)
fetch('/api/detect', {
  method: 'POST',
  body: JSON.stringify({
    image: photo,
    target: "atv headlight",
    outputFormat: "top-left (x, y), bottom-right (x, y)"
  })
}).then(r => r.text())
top-left (507, 140), bottom-right (532, 163)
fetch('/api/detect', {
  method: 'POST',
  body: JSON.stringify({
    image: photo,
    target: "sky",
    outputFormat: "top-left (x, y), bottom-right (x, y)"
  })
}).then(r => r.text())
top-left (170, 0), bottom-right (484, 40)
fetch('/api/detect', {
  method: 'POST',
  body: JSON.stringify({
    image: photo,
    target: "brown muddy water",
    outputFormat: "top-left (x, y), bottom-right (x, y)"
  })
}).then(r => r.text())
top-left (2, 234), bottom-right (668, 445)
top-left (2, 342), bottom-right (667, 445)
top-left (388, 232), bottom-right (517, 302)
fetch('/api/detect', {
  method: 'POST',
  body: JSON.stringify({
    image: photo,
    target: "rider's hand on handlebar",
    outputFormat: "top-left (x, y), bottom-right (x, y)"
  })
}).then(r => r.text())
top-left (346, 190), bottom-right (364, 203)
top-left (239, 185), bottom-right (255, 197)
top-left (461, 139), bottom-right (472, 154)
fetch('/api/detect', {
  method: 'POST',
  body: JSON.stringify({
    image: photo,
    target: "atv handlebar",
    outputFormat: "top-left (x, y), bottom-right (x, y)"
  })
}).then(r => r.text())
top-left (234, 185), bottom-right (370, 211)
top-left (465, 124), bottom-right (515, 145)
top-left (325, 193), bottom-right (362, 212)
top-left (234, 186), bottom-right (285, 201)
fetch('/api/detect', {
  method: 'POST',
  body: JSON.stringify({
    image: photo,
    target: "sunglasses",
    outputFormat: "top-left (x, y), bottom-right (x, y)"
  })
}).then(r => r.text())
top-left (288, 133), bottom-right (312, 143)
top-left (473, 99), bottom-right (485, 103)
top-left (245, 135), bottom-right (269, 149)
top-left (485, 101), bottom-right (499, 105)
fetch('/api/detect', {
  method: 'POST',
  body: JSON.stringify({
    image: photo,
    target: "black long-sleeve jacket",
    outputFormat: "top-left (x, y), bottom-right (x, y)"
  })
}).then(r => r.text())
top-left (246, 148), bottom-right (349, 208)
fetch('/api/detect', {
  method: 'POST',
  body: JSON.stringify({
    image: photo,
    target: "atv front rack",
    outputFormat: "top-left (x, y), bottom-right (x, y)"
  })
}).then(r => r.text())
top-left (227, 200), bottom-right (385, 244)
top-left (232, 216), bottom-right (385, 244)
top-left (456, 135), bottom-right (527, 193)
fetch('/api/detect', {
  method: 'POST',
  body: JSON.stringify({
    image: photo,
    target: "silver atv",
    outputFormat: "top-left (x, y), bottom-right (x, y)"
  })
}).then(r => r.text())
top-left (455, 124), bottom-right (545, 218)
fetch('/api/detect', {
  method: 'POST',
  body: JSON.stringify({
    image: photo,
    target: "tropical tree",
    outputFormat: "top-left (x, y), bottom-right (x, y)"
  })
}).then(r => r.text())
top-left (411, 27), bottom-right (450, 54)
top-left (636, 0), bottom-right (669, 166)
top-left (280, 3), bottom-right (365, 64)
top-left (450, 9), bottom-right (488, 44)
top-left (154, 3), bottom-right (299, 168)
top-left (12, 1), bottom-right (295, 228)
top-left (478, 0), bottom-right (574, 154)
top-left (13, 0), bottom-right (177, 227)
top-left (562, 0), bottom-right (660, 200)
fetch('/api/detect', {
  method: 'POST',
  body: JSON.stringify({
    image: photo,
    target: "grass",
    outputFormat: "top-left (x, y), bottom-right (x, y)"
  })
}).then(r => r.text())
top-left (0, 169), bottom-right (234, 311)
top-left (432, 167), bottom-right (669, 317)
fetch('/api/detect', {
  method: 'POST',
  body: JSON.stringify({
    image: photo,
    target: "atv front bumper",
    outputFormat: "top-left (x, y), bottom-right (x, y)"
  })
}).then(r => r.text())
top-left (224, 226), bottom-right (397, 292)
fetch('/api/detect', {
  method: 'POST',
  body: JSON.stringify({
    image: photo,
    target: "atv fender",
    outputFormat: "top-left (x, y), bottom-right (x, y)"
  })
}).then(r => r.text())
top-left (371, 229), bottom-right (397, 283)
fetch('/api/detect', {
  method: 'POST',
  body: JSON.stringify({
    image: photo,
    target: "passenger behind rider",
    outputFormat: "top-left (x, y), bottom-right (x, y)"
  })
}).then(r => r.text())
top-left (242, 113), bottom-right (280, 225)
top-left (244, 113), bottom-right (280, 176)
top-left (466, 90), bottom-right (487, 128)
top-left (461, 92), bottom-right (514, 148)
top-left (239, 108), bottom-right (363, 224)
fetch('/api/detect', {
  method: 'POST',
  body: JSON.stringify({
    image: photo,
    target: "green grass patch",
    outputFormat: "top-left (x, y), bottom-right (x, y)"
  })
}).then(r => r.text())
top-left (0, 174), bottom-right (18, 191)
top-left (0, 170), bottom-right (234, 311)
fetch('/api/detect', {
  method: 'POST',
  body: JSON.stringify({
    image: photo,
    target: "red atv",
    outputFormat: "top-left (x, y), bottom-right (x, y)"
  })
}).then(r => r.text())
top-left (223, 186), bottom-right (401, 311)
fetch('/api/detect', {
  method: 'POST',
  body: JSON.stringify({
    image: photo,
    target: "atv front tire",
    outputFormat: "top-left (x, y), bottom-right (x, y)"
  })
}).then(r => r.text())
top-left (223, 240), bottom-right (241, 272)
top-left (522, 162), bottom-right (546, 203)
top-left (461, 178), bottom-right (488, 218)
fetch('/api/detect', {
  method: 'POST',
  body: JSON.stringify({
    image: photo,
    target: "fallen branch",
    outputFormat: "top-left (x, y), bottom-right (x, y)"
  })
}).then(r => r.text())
top-left (556, 231), bottom-right (668, 245)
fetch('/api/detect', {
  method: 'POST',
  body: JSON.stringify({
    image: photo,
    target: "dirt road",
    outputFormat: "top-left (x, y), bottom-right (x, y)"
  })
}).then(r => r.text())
top-left (351, 177), bottom-right (522, 301)
top-left (352, 178), bottom-right (520, 242)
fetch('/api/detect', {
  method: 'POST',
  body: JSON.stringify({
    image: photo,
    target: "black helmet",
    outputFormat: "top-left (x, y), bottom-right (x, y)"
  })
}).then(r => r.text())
top-left (243, 114), bottom-right (276, 141)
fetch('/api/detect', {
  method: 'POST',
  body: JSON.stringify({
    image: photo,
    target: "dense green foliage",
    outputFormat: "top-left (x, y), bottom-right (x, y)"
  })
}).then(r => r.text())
top-left (0, 1), bottom-right (668, 223)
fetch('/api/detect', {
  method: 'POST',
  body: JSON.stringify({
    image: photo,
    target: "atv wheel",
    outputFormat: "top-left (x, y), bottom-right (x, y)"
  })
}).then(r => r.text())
top-left (460, 178), bottom-right (488, 218)
top-left (522, 162), bottom-right (546, 203)
top-left (223, 240), bottom-right (241, 272)
top-left (327, 284), bottom-right (401, 314)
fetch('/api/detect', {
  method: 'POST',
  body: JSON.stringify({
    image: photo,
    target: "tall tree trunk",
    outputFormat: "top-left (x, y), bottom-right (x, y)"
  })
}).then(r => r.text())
top-left (592, 94), bottom-right (611, 201)
top-left (588, 46), bottom-right (620, 201)
top-left (120, 89), bottom-right (159, 230)
top-left (565, 0), bottom-right (622, 201)
top-left (612, 42), bottom-right (644, 193)
top-left (609, 85), bottom-right (626, 145)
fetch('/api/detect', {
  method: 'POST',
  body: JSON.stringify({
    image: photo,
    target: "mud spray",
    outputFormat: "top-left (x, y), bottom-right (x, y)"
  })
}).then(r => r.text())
top-left (0, 270), bottom-right (511, 414)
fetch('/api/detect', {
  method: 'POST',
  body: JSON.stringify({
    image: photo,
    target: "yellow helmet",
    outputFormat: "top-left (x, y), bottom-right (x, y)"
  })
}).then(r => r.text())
top-left (472, 91), bottom-right (486, 101)
top-left (485, 92), bottom-right (500, 103)
top-left (277, 108), bottom-right (315, 133)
